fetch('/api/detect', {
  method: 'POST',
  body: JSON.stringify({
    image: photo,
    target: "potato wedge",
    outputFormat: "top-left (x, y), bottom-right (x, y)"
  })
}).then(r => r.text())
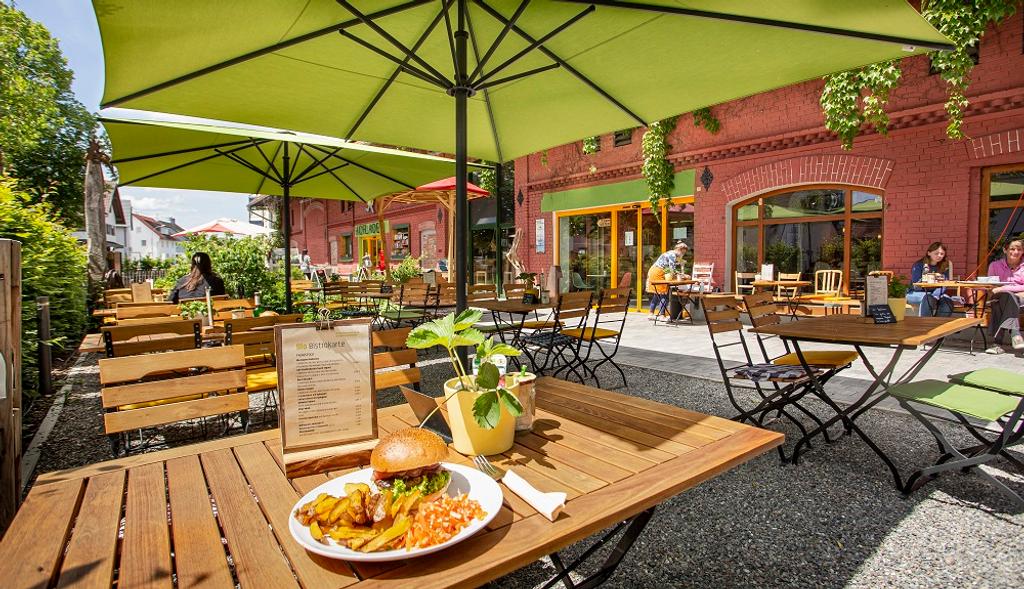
top-left (347, 537), bottom-right (371, 550)
top-left (328, 526), bottom-right (378, 541)
top-left (327, 497), bottom-right (350, 524)
top-left (315, 497), bottom-right (339, 517)
top-left (373, 490), bottom-right (391, 523)
top-left (397, 490), bottom-right (422, 518)
top-left (344, 482), bottom-right (371, 496)
top-left (309, 521), bottom-right (327, 544)
top-left (360, 515), bottom-right (411, 552)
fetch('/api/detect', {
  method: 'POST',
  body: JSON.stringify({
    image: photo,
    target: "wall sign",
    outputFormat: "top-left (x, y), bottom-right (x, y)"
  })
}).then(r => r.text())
top-left (623, 231), bottom-right (634, 247)
top-left (535, 218), bottom-right (546, 253)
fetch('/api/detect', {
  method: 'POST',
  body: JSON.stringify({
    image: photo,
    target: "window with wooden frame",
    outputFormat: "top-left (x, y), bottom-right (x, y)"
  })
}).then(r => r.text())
top-left (980, 165), bottom-right (1024, 267)
top-left (338, 233), bottom-right (353, 261)
top-left (613, 129), bottom-right (633, 147)
top-left (731, 185), bottom-right (884, 292)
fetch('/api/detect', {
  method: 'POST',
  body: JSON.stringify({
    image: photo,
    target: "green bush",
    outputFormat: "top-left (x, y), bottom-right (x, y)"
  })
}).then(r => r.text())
top-left (390, 255), bottom-right (423, 284)
top-left (0, 178), bottom-right (87, 395)
top-left (123, 256), bottom-right (174, 272)
top-left (155, 234), bottom-right (301, 312)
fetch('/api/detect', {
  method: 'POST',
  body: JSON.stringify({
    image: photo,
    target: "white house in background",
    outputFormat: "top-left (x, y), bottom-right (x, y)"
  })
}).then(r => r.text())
top-left (129, 213), bottom-right (185, 260)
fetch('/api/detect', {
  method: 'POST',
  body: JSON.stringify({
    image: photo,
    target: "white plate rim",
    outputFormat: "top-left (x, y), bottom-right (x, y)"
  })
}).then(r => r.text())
top-left (287, 462), bottom-right (502, 562)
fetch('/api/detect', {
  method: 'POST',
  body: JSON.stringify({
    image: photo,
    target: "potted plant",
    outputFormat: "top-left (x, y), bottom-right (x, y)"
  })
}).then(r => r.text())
top-left (517, 272), bottom-right (539, 297)
top-left (888, 275), bottom-right (909, 321)
top-left (407, 309), bottom-right (524, 455)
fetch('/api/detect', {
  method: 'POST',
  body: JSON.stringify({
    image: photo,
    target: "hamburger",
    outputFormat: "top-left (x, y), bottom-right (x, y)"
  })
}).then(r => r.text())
top-left (370, 427), bottom-right (451, 501)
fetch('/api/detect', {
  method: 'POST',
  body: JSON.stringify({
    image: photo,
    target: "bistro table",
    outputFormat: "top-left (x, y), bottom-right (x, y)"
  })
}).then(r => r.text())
top-left (751, 315), bottom-right (980, 489)
top-left (913, 280), bottom-right (1001, 350)
top-left (751, 280), bottom-right (812, 318)
top-left (649, 279), bottom-right (697, 323)
top-left (0, 377), bottom-right (781, 589)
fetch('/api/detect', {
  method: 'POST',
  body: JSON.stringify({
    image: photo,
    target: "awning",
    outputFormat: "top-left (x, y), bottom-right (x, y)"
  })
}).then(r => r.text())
top-left (541, 170), bottom-right (695, 213)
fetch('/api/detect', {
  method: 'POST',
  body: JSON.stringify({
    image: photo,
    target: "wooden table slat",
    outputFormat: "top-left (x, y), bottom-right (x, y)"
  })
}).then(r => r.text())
top-left (503, 444), bottom-right (607, 495)
top-left (200, 448), bottom-right (299, 588)
top-left (541, 380), bottom-right (727, 444)
top-left (532, 409), bottom-right (676, 463)
top-left (232, 442), bottom-right (360, 589)
top-left (56, 471), bottom-right (124, 589)
top-left (524, 422), bottom-right (658, 473)
top-left (0, 479), bottom-right (84, 588)
top-left (165, 456), bottom-right (235, 589)
top-left (513, 432), bottom-right (634, 482)
top-left (120, 463), bottom-right (173, 589)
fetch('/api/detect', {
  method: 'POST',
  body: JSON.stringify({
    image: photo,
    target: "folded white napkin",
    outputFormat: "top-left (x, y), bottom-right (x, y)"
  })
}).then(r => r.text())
top-left (501, 469), bottom-right (566, 522)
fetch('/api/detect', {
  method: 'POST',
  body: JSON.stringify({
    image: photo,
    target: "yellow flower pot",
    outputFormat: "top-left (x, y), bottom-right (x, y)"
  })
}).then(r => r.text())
top-left (443, 377), bottom-right (517, 456)
top-left (888, 297), bottom-right (907, 322)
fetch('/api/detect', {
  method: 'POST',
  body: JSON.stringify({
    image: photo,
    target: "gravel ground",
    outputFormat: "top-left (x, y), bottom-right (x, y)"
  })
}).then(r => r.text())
top-left (29, 355), bottom-right (1024, 588)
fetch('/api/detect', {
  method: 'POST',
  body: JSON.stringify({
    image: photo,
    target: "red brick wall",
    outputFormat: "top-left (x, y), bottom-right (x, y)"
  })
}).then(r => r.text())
top-left (288, 198), bottom-right (448, 274)
top-left (516, 17), bottom-right (1024, 287)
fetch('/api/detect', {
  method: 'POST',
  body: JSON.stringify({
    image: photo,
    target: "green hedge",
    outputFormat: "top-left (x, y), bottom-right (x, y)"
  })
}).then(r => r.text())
top-left (0, 178), bottom-right (87, 396)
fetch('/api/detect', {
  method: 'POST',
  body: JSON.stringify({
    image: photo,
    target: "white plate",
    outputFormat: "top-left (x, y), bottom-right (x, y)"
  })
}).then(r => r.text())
top-left (288, 462), bottom-right (502, 562)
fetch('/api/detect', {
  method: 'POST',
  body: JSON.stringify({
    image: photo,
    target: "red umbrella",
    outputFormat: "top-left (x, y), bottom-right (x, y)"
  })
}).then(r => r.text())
top-left (415, 177), bottom-right (489, 196)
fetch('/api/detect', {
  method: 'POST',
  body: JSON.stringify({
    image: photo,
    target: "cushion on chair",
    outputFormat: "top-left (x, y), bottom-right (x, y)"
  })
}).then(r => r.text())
top-left (949, 368), bottom-right (1024, 397)
top-left (380, 309), bottom-right (425, 320)
top-left (773, 351), bottom-right (858, 367)
top-left (889, 380), bottom-right (1020, 421)
top-left (521, 320), bottom-right (560, 329)
top-left (562, 327), bottom-right (619, 341)
top-left (246, 368), bottom-right (279, 393)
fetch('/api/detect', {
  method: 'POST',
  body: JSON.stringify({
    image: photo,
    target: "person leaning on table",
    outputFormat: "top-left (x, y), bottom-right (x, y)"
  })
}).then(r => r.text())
top-left (645, 241), bottom-right (689, 318)
top-left (169, 252), bottom-right (226, 303)
top-left (907, 241), bottom-right (958, 317)
top-left (986, 238), bottom-right (1024, 354)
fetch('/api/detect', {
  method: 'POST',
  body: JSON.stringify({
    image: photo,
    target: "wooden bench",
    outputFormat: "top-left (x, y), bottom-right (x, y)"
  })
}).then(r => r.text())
top-left (101, 319), bottom-right (202, 357)
top-left (99, 345), bottom-right (250, 455)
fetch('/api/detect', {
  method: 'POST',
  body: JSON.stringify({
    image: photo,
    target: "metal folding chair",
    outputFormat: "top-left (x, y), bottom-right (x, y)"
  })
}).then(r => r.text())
top-left (564, 286), bottom-right (633, 389)
top-left (522, 290), bottom-right (593, 381)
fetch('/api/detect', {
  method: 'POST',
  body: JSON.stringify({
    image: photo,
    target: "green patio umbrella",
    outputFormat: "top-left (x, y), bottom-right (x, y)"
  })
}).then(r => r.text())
top-left (102, 115), bottom-right (475, 309)
top-left (93, 0), bottom-right (951, 316)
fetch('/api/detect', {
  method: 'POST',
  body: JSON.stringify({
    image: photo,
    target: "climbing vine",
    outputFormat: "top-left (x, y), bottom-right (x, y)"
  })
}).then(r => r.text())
top-left (475, 163), bottom-right (496, 194)
top-left (820, 0), bottom-right (1018, 148)
top-left (641, 115), bottom-right (679, 211)
top-left (581, 135), bottom-right (600, 154)
top-left (820, 59), bottom-right (902, 149)
top-left (692, 107), bottom-right (720, 134)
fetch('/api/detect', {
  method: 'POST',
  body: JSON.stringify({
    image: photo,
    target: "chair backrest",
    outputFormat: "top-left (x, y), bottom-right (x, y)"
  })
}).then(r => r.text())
top-left (701, 294), bottom-right (745, 336)
top-left (222, 314), bottom-right (303, 337)
top-left (618, 272), bottom-right (633, 289)
top-left (212, 298), bottom-right (255, 312)
top-left (116, 316), bottom-right (187, 327)
top-left (371, 327), bottom-right (420, 391)
top-left (814, 269), bottom-right (843, 296)
top-left (571, 273), bottom-right (588, 289)
top-left (130, 282), bottom-right (153, 303)
top-left (503, 282), bottom-right (526, 299)
top-left (587, 287), bottom-right (632, 340)
top-left (691, 263), bottom-right (715, 291)
top-left (436, 283), bottom-right (457, 307)
top-left (467, 284), bottom-right (498, 303)
top-left (104, 288), bottom-right (133, 306)
top-left (101, 319), bottom-right (203, 357)
top-left (777, 272), bottom-right (802, 296)
top-left (735, 272), bottom-right (756, 292)
top-left (115, 303), bottom-right (180, 321)
top-left (290, 279), bottom-right (315, 293)
top-left (554, 290), bottom-right (593, 329)
top-left (99, 345), bottom-right (248, 434)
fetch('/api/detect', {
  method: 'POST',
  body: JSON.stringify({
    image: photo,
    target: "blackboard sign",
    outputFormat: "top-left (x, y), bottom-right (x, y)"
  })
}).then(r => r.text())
top-left (521, 292), bottom-right (538, 305)
top-left (380, 283), bottom-right (394, 294)
top-left (869, 304), bottom-right (897, 324)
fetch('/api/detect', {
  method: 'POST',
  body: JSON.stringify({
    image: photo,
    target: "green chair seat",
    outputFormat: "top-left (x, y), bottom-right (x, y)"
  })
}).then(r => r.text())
top-left (380, 309), bottom-right (425, 320)
top-left (889, 380), bottom-right (1020, 422)
top-left (949, 368), bottom-right (1024, 397)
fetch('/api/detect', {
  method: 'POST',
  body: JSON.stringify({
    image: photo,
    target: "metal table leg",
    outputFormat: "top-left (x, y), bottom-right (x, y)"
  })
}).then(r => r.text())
top-left (539, 507), bottom-right (656, 589)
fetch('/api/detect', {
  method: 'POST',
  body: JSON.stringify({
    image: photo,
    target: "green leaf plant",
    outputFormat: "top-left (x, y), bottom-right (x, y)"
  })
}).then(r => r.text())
top-left (406, 309), bottom-right (523, 429)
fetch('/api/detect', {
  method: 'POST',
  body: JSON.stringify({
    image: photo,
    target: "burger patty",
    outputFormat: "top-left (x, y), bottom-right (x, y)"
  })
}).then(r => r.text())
top-left (372, 463), bottom-right (441, 488)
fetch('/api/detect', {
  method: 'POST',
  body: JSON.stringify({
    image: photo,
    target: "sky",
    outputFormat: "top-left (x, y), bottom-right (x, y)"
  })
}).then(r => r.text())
top-left (18, 0), bottom-right (252, 229)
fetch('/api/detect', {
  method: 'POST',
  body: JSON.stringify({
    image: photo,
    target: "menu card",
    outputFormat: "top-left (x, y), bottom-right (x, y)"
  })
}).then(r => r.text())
top-left (760, 263), bottom-right (775, 282)
top-left (275, 318), bottom-right (378, 477)
top-left (864, 275), bottom-right (889, 316)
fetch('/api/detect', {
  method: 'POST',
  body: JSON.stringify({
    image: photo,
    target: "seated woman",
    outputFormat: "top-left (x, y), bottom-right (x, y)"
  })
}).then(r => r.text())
top-left (644, 242), bottom-right (690, 318)
top-left (170, 252), bottom-right (227, 303)
top-left (986, 238), bottom-right (1024, 353)
top-left (907, 241), bottom-right (958, 316)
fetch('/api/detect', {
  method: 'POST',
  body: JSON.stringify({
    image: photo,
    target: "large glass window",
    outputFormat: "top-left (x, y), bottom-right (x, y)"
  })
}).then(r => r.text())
top-left (558, 212), bottom-right (612, 292)
top-left (732, 186), bottom-right (884, 292)
top-left (390, 224), bottom-right (411, 259)
top-left (981, 166), bottom-right (1024, 266)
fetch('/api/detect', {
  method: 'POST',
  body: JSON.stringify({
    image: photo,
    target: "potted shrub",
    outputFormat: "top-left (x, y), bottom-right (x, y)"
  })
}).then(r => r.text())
top-left (407, 309), bottom-right (523, 455)
top-left (888, 275), bottom-right (909, 321)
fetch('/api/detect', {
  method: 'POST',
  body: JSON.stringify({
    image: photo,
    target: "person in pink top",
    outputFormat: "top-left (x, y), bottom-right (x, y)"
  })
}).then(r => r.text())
top-left (986, 238), bottom-right (1024, 353)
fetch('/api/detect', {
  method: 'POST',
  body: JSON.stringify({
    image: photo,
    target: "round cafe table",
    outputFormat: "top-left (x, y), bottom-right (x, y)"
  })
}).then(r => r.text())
top-left (649, 279), bottom-right (697, 323)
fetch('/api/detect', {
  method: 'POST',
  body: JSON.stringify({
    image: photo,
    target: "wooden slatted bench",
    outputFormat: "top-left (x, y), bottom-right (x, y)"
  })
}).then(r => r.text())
top-left (101, 318), bottom-right (203, 357)
top-left (100, 345), bottom-right (250, 455)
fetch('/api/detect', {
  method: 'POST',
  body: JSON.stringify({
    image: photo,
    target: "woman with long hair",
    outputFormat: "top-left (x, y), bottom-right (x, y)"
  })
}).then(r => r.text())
top-left (986, 238), bottom-right (1024, 354)
top-left (907, 241), bottom-right (957, 316)
top-left (170, 252), bottom-right (226, 303)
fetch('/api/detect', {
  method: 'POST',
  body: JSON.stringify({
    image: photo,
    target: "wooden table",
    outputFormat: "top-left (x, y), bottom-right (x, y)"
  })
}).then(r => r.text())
top-left (752, 280), bottom-right (811, 317)
top-left (0, 378), bottom-right (781, 589)
top-left (912, 281), bottom-right (998, 348)
top-left (752, 315), bottom-right (980, 487)
top-left (648, 279), bottom-right (697, 323)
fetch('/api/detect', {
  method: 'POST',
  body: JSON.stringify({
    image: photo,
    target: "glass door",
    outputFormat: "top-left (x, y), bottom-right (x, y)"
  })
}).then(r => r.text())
top-left (639, 206), bottom-right (662, 311)
top-left (616, 209), bottom-right (638, 290)
top-left (471, 228), bottom-right (497, 284)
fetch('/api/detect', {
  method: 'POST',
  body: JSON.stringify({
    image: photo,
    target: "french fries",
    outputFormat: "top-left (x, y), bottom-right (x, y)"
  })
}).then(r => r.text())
top-left (295, 486), bottom-right (423, 552)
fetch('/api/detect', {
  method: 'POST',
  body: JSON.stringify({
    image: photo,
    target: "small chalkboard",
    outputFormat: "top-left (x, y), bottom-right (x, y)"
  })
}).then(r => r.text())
top-left (868, 304), bottom-right (897, 324)
top-left (521, 292), bottom-right (538, 305)
top-left (380, 283), bottom-right (394, 294)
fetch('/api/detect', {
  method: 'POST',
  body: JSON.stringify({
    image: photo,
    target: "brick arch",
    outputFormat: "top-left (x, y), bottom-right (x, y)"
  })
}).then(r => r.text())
top-left (967, 127), bottom-right (1023, 160)
top-left (720, 154), bottom-right (895, 201)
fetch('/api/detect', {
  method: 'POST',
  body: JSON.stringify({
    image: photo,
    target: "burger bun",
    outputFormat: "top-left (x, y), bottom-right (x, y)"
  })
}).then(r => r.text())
top-left (370, 427), bottom-right (448, 473)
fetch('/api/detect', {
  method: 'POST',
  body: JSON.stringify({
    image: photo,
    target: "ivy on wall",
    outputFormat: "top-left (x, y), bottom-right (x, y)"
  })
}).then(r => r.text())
top-left (641, 115), bottom-right (679, 211)
top-left (820, 0), bottom-right (1019, 148)
top-left (692, 107), bottom-right (721, 134)
top-left (581, 135), bottom-right (600, 155)
top-left (475, 163), bottom-right (496, 194)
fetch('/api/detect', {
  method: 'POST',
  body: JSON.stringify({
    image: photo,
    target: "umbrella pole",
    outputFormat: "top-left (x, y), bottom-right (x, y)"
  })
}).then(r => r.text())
top-left (282, 145), bottom-right (293, 313)
top-left (455, 0), bottom-right (469, 367)
top-left (377, 199), bottom-right (391, 280)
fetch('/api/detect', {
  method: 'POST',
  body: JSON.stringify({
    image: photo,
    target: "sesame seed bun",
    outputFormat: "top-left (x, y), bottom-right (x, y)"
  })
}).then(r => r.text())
top-left (370, 427), bottom-right (447, 473)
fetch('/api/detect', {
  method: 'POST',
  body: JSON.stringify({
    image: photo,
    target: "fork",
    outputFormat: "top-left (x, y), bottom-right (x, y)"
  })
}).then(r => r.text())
top-left (472, 455), bottom-right (504, 480)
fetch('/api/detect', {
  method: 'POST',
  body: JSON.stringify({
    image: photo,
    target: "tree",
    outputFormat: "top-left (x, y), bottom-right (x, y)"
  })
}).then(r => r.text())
top-left (0, 2), bottom-right (95, 226)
